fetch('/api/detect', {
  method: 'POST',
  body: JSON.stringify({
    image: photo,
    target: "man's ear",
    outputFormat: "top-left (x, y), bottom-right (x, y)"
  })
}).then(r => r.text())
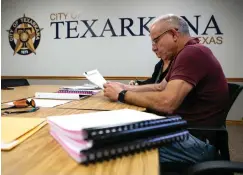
top-left (171, 28), bottom-right (179, 42)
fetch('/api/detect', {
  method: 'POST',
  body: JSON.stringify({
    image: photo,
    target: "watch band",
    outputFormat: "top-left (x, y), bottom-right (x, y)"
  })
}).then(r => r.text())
top-left (118, 90), bottom-right (127, 103)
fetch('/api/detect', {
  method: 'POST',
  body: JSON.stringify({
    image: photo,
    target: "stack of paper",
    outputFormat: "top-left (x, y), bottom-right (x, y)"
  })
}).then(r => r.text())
top-left (1, 117), bottom-right (47, 150)
top-left (58, 85), bottom-right (101, 96)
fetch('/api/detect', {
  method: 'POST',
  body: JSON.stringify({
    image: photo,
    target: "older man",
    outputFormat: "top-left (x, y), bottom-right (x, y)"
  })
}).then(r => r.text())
top-left (103, 14), bottom-right (229, 163)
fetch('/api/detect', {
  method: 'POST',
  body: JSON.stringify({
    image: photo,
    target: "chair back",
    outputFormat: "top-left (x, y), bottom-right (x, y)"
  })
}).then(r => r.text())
top-left (216, 83), bottom-right (243, 160)
top-left (1, 79), bottom-right (29, 88)
top-left (226, 83), bottom-right (243, 116)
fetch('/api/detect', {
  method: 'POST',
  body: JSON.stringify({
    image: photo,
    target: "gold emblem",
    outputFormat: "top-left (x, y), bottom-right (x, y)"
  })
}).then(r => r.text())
top-left (7, 14), bottom-right (43, 55)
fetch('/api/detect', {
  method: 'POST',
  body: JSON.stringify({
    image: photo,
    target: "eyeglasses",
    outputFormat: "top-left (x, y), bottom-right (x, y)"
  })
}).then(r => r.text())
top-left (2, 99), bottom-right (36, 109)
top-left (13, 99), bottom-right (36, 108)
top-left (1, 99), bottom-right (38, 115)
top-left (151, 28), bottom-right (178, 45)
top-left (2, 107), bottom-right (39, 115)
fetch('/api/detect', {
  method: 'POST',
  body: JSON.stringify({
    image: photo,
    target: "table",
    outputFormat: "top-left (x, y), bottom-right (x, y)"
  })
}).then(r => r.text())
top-left (1, 85), bottom-right (159, 175)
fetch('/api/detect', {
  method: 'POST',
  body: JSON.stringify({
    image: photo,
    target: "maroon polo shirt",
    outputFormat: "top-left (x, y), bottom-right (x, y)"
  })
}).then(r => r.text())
top-left (165, 38), bottom-right (229, 127)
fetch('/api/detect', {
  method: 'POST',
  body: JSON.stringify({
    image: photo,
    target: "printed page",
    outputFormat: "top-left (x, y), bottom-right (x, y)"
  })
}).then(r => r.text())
top-left (83, 69), bottom-right (107, 89)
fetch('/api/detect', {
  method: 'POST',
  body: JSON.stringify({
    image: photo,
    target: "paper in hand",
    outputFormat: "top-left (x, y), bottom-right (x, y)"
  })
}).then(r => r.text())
top-left (83, 69), bottom-right (107, 89)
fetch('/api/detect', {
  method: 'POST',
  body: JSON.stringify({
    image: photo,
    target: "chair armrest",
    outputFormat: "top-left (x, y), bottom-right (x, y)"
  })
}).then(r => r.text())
top-left (187, 161), bottom-right (243, 175)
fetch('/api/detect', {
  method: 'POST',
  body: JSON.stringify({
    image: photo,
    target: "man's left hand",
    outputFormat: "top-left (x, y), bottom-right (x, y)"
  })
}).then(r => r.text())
top-left (103, 82), bottom-right (123, 101)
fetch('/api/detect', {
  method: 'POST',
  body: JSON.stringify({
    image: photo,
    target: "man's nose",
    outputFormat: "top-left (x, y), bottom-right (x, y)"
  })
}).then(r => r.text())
top-left (152, 43), bottom-right (158, 52)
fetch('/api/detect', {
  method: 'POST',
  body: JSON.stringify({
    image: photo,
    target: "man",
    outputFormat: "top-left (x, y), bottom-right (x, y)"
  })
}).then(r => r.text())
top-left (103, 14), bottom-right (229, 163)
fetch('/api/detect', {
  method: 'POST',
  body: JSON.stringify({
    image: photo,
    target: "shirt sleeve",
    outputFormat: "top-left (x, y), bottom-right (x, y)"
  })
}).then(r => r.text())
top-left (168, 46), bottom-right (208, 87)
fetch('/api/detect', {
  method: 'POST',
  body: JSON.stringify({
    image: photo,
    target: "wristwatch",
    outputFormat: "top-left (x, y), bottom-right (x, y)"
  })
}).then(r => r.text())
top-left (118, 90), bottom-right (127, 103)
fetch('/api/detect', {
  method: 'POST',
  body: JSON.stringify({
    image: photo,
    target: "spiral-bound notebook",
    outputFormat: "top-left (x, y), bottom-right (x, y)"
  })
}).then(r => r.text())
top-left (57, 89), bottom-right (100, 96)
top-left (47, 109), bottom-right (188, 164)
top-left (47, 109), bottom-right (163, 140)
top-left (50, 129), bottom-right (189, 163)
top-left (49, 115), bottom-right (186, 148)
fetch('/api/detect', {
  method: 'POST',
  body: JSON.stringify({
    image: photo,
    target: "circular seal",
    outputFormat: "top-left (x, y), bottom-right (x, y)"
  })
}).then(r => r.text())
top-left (8, 15), bottom-right (41, 55)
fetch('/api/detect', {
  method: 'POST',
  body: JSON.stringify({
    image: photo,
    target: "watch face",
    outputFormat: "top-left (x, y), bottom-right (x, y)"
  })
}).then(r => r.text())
top-left (118, 90), bottom-right (127, 103)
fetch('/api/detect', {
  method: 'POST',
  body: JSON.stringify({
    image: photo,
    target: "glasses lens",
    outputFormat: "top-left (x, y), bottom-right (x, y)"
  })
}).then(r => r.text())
top-left (13, 99), bottom-right (29, 108)
top-left (30, 99), bottom-right (36, 108)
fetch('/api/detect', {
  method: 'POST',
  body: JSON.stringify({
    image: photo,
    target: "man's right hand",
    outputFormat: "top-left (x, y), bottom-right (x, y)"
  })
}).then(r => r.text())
top-left (129, 80), bottom-right (138, 86)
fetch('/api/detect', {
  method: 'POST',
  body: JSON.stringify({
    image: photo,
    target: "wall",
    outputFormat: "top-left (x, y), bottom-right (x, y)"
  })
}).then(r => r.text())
top-left (1, 0), bottom-right (243, 78)
top-left (2, 0), bottom-right (243, 121)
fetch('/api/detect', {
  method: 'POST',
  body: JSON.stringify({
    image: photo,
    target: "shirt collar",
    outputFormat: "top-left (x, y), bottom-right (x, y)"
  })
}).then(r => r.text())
top-left (185, 37), bottom-right (200, 46)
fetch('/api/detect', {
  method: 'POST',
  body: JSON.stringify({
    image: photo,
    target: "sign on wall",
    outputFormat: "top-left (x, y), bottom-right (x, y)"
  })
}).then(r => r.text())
top-left (7, 15), bottom-right (43, 56)
top-left (2, 0), bottom-right (243, 78)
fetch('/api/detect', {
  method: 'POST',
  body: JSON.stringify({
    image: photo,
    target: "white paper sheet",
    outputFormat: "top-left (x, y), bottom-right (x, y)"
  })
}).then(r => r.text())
top-left (83, 69), bottom-right (107, 89)
top-left (6, 98), bottom-right (71, 108)
top-left (60, 83), bottom-right (100, 90)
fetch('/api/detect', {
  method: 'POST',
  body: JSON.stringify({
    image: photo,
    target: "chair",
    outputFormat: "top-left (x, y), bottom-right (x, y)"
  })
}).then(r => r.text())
top-left (188, 83), bottom-right (243, 160)
top-left (1, 79), bottom-right (29, 89)
top-left (161, 82), bottom-right (243, 175)
top-left (187, 161), bottom-right (243, 175)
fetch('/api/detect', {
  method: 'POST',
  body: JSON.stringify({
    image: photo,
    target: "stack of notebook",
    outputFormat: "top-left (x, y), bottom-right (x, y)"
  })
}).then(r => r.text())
top-left (58, 85), bottom-right (101, 96)
top-left (47, 109), bottom-right (189, 164)
top-left (35, 85), bottom-right (101, 100)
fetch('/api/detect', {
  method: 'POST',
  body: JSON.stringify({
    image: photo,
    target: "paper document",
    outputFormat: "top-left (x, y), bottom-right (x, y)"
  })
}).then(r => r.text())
top-left (6, 98), bottom-right (71, 108)
top-left (83, 69), bottom-right (107, 89)
top-left (60, 84), bottom-right (100, 90)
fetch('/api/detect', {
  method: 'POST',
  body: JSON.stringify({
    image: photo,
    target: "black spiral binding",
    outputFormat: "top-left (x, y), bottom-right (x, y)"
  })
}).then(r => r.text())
top-left (84, 115), bottom-right (182, 139)
top-left (58, 89), bottom-right (95, 95)
top-left (91, 120), bottom-right (187, 148)
top-left (80, 130), bottom-right (189, 164)
top-left (82, 116), bottom-right (186, 147)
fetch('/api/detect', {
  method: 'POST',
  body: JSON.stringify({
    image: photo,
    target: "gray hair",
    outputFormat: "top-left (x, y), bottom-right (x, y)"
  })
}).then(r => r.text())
top-left (152, 14), bottom-right (190, 36)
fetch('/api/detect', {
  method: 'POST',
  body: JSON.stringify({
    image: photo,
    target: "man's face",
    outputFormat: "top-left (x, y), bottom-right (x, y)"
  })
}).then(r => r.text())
top-left (150, 22), bottom-right (178, 61)
top-left (152, 44), bottom-right (160, 59)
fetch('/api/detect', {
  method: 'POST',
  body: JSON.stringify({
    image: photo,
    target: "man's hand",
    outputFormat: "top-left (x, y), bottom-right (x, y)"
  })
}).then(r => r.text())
top-left (128, 80), bottom-right (138, 86)
top-left (103, 82), bottom-right (124, 101)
